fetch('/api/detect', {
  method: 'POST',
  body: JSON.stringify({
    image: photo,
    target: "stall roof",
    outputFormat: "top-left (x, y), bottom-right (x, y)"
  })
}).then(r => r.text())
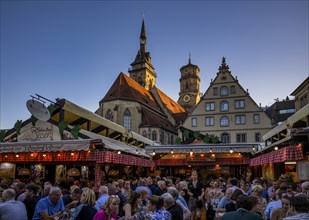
top-left (54, 99), bottom-right (156, 147)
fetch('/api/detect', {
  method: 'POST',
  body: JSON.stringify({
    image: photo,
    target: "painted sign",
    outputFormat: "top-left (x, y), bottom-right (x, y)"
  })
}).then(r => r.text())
top-left (26, 99), bottom-right (50, 121)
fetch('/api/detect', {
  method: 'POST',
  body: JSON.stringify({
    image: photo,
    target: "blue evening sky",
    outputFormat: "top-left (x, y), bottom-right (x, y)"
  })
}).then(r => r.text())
top-left (0, 0), bottom-right (308, 129)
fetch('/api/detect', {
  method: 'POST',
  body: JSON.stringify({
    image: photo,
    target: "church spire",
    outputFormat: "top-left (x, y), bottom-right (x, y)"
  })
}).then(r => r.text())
top-left (188, 52), bottom-right (191, 64)
top-left (140, 16), bottom-right (146, 54)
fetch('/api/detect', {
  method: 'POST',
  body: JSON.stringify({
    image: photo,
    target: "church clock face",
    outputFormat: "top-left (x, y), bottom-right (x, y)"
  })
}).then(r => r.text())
top-left (183, 94), bottom-right (191, 103)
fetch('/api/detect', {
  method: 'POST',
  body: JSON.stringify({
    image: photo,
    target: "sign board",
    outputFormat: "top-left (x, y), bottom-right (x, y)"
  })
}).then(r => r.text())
top-left (26, 99), bottom-right (50, 121)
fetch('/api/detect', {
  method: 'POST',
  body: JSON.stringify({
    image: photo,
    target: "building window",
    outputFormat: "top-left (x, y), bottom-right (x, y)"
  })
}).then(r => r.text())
top-left (152, 131), bottom-right (157, 142)
top-left (220, 86), bottom-right (228, 96)
top-left (235, 100), bottom-right (245, 109)
top-left (160, 132), bottom-right (164, 144)
top-left (192, 118), bottom-right (197, 127)
top-left (123, 108), bottom-right (131, 130)
top-left (235, 115), bottom-right (246, 125)
top-left (105, 109), bottom-right (113, 121)
top-left (171, 135), bottom-right (174, 144)
top-left (279, 109), bottom-right (296, 114)
top-left (205, 117), bottom-right (214, 126)
top-left (220, 101), bottom-right (229, 111)
top-left (220, 116), bottom-right (229, 127)
top-left (221, 133), bottom-right (230, 143)
top-left (253, 114), bottom-right (260, 124)
top-left (230, 85), bottom-right (236, 94)
top-left (236, 133), bottom-right (247, 143)
top-left (213, 87), bottom-right (218, 96)
top-left (255, 132), bottom-right (261, 142)
top-left (206, 102), bottom-right (215, 111)
top-left (300, 95), bottom-right (308, 108)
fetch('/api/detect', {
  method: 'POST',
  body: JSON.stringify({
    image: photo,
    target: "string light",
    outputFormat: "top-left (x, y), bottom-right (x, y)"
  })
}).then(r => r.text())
top-left (152, 150), bottom-right (156, 156)
top-left (136, 149), bottom-right (139, 154)
top-left (190, 149), bottom-right (193, 156)
top-left (118, 151), bottom-right (121, 154)
top-left (171, 149), bottom-right (174, 154)
top-left (229, 148), bottom-right (233, 153)
top-left (210, 148), bottom-right (213, 153)
top-left (274, 146), bottom-right (278, 151)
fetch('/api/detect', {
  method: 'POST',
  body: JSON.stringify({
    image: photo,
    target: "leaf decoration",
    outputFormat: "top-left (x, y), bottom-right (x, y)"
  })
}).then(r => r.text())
top-left (193, 131), bottom-right (200, 139)
top-left (71, 125), bottom-right (81, 139)
top-left (175, 137), bottom-right (181, 145)
top-left (212, 136), bottom-right (220, 143)
top-left (31, 115), bottom-right (38, 127)
top-left (47, 104), bottom-right (56, 115)
top-left (58, 120), bottom-right (68, 137)
top-left (203, 133), bottom-right (210, 143)
top-left (183, 129), bottom-right (190, 139)
top-left (14, 120), bottom-right (23, 135)
top-left (0, 130), bottom-right (6, 142)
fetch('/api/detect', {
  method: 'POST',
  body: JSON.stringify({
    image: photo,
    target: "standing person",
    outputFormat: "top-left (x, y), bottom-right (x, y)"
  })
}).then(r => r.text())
top-left (71, 188), bottom-right (97, 220)
top-left (206, 179), bottom-right (224, 220)
top-left (264, 190), bottom-right (286, 220)
top-left (32, 186), bottom-right (65, 220)
top-left (23, 183), bottom-right (41, 220)
top-left (268, 179), bottom-right (281, 202)
top-left (161, 192), bottom-right (183, 220)
top-left (188, 170), bottom-right (203, 220)
top-left (95, 185), bottom-right (109, 211)
top-left (0, 188), bottom-right (27, 220)
top-left (221, 195), bottom-right (262, 220)
top-left (147, 195), bottom-right (172, 220)
top-left (93, 195), bottom-right (120, 220)
top-left (271, 194), bottom-right (291, 220)
top-left (121, 191), bottom-right (142, 219)
top-left (14, 182), bottom-right (26, 202)
top-left (283, 194), bottom-right (309, 220)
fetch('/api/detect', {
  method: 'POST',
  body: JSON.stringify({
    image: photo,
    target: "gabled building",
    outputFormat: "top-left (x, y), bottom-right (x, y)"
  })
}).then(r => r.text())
top-left (95, 19), bottom-right (187, 145)
top-left (182, 57), bottom-right (273, 146)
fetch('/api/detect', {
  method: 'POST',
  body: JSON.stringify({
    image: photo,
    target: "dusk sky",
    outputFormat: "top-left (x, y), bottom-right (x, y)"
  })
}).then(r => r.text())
top-left (1, 0), bottom-right (308, 129)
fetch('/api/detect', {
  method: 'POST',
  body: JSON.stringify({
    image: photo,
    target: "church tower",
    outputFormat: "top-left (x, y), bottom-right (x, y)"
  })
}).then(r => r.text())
top-left (178, 54), bottom-right (201, 112)
top-left (129, 18), bottom-right (156, 90)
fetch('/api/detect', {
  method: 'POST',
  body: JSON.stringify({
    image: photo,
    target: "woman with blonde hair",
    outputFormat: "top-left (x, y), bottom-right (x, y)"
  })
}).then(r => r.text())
top-left (93, 195), bottom-right (120, 220)
top-left (252, 185), bottom-right (267, 211)
top-left (71, 188), bottom-right (97, 220)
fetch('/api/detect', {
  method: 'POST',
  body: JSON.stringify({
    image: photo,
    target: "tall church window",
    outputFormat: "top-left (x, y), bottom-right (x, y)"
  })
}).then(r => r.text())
top-left (221, 133), bottom-right (230, 143)
top-left (220, 116), bottom-right (229, 127)
top-left (123, 108), bottom-right (131, 130)
top-left (152, 131), bottom-right (157, 142)
top-left (105, 109), bottom-right (113, 121)
top-left (142, 130), bottom-right (147, 138)
top-left (220, 101), bottom-right (229, 111)
top-left (220, 86), bottom-right (228, 96)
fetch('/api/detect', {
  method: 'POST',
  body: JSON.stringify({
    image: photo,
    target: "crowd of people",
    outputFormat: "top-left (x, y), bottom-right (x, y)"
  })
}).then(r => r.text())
top-left (0, 170), bottom-right (309, 220)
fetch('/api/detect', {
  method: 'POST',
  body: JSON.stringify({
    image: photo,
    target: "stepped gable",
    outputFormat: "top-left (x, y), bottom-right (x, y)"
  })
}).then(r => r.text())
top-left (100, 72), bottom-right (161, 112)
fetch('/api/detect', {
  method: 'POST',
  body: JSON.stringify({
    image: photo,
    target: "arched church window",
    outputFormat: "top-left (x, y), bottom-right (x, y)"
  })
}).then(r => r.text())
top-left (123, 108), bottom-right (131, 130)
top-left (105, 109), bottom-right (113, 121)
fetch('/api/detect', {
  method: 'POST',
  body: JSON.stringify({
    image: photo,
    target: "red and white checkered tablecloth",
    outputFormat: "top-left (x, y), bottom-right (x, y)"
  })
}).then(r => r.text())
top-left (250, 145), bottom-right (303, 166)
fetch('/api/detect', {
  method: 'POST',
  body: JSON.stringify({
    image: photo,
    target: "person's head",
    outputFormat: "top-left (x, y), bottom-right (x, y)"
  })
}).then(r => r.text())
top-left (301, 181), bottom-right (309, 195)
top-left (117, 179), bottom-right (124, 189)
top-left (2, 189), bottom-right (16, 202)
top-left (191, 170), bottom-right (198, 180)
top-left (272, 179), bottom-right (281, 190)
top-left (275, 189), bottom-right (286, 200)
top-left (236, 195), bottom-right (253, 211)
top-left (127, 191), bottom-right (142, 208)
top-left (213, 180), bottom-right (220, 188)
top-left (70, 185), bottom-right (79, 194)
top-left (25, 183), bottom-right (39, 197)
top-left (244, 181), bottom-right (251, 191)
top-left (161, 192), bottom-right (175, 209)
top-left (80, 188), bottom-right (96, 206)
top-left (281, 194), bottom-right (292, 212)
top-left (178, 181), bottom-right (188, 190)
top-left (167, 187), bottom-right (179, 201)
top-left (225, 188), bottom-right (233, 200)
top-left (71, 188), bottom-right (83, 201)
top-left (288, 194), bottom-right (309, 214)
top-left (249, 195), bottom-right (261, 212)
top-left (107, 183), bottom-right (116, 196)
top-left (14, 182), bottom-right (25, 193)
top-left (124, 181), bottom-right (131, 190)
top-left (102, 195), bottom-right (120, 214)
top-left (146, 177), bottom-right (153, 186)
top-left (229, 178), bottom-right (238, 187)
top-left (99, 185), bottom-right (108, 196)
top-left (44, 183), bottom-right (52, 196)
top-left (140, 189), bottom-right (148, 200)
top-left (49, 187), bottom-right (62, 204)
top-left (252, 184), bottom-right (263, 197)
top-left (231, 188), bottom-right (244, 202)
top-left (158, 180), bottom-right (167, 190)
top-left (147, 195), bottom-right (164, 212)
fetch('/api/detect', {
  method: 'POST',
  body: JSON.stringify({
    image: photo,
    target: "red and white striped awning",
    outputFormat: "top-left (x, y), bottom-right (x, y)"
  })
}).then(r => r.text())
top-left (250, 145), bottom-right (303, 166)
